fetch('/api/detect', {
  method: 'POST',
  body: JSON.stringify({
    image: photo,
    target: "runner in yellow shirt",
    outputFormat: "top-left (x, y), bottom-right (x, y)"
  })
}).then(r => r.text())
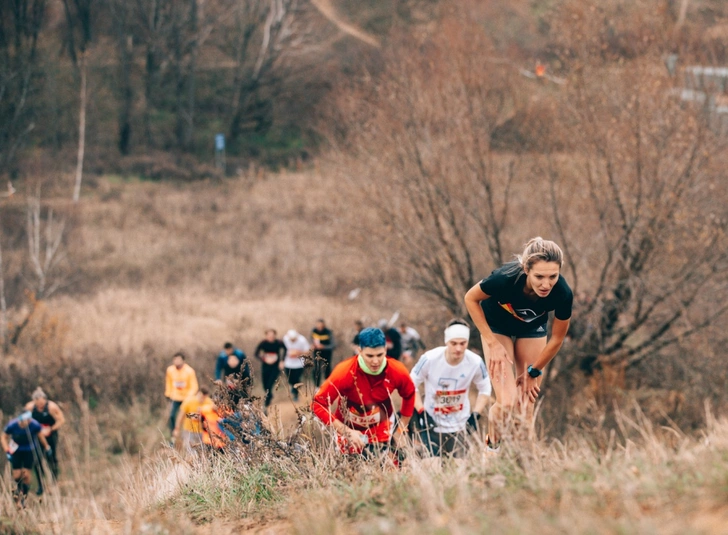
top-left (165, 352), bottom-right (199, 440)
top-left (172, 387), bottom-right (213, 452)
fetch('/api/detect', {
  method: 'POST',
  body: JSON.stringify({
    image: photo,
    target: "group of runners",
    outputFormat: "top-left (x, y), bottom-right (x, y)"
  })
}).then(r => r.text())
top-left (164, 320), bottom-right (340, 451)
top-left (4, 236), bottom-right (573, 501)
top-left (1, 388), bottom-right (65, 508)
top-left (161, 236), bottom-right (573, 460)
top-left (312, 237), bottom-right (572, 460)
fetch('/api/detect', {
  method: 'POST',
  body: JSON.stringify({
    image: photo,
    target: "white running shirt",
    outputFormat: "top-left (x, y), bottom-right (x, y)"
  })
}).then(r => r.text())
top-left (283, 334), bottom-right (310, 369)
top-left (410, 347), bottom-right (492, 433)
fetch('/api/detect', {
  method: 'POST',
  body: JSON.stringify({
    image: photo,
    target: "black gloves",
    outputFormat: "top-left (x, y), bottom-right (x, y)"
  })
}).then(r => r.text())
top-left (466, 412), bottom-right (481, 433)
top-left (414, 408), bottom-right (437, 431)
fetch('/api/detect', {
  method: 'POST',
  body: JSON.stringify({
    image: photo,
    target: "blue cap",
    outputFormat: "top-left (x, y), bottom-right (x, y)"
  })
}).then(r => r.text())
top-left (358, 327), bottom-right (386, 349)
top-left (19, 411), bottom-right (32, 422)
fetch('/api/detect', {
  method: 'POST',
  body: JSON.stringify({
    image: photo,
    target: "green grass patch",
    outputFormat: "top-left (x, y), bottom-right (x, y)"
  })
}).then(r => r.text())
top-left (171, 458), bottom-right (288, 522)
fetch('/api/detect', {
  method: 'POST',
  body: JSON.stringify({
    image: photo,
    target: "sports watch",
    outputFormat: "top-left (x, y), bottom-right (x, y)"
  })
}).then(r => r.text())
top-left (527, 365), bottom-right (542, 378)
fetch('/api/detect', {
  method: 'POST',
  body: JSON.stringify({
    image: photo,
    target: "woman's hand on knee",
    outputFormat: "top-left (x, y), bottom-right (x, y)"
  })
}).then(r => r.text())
top-left (516, 373), bottom-right (540, 403)
top-left (483, 338), bottom-right (513, 365)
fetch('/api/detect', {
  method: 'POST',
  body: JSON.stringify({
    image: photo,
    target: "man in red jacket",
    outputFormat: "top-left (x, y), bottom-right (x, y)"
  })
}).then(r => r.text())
top-left (312, 328), bottom-right (415, 456)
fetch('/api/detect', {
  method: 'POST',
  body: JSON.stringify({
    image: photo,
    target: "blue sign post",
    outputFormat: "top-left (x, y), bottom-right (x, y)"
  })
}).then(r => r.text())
top-left (214, 133), bottom-right (226, 172)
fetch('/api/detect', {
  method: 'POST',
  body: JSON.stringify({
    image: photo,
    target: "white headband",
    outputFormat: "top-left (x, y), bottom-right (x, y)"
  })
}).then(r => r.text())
top-left (444, 324), bottom-right (470, 344)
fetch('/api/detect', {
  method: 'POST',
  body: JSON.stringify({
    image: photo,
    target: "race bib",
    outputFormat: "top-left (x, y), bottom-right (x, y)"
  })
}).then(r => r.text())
top-left (433, 389), bottom-right (467, 415)
top-left (263, 352), bottom-right (278, 365)
top-left (346, 406), bottom-right (381, 428)
top-left (8, 440), bottom-right (18, 454)
top-left (174, 381), bottom-right (186, 389)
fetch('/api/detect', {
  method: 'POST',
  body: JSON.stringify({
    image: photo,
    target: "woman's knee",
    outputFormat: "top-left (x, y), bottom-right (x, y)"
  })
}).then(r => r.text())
top-left (489, 400), bottom-right (516, 420)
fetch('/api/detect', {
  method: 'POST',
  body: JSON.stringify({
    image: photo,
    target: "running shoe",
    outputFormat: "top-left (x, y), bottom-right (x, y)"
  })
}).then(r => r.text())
top-left (485, 434), bottom-right (501, 454)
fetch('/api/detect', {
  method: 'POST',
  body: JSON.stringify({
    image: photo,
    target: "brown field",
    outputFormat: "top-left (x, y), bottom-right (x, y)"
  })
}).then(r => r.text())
top-left (0, 168), bottom-right (724, 534)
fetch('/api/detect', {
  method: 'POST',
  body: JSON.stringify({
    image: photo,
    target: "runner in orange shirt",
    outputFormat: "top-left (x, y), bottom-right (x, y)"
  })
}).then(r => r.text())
top-left (164, 353), bottom-right (199, 440)
top-left (311, 328), bottom-right (415, 459)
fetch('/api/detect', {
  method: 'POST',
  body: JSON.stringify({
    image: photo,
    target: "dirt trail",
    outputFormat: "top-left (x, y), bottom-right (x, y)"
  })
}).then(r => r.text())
top-left (310, 0), bottom-right (380, 48)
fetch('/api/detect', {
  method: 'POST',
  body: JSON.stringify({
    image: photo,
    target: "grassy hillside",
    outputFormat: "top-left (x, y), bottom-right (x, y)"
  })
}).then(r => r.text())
top-left (2, 403), bottom-right (728, 534)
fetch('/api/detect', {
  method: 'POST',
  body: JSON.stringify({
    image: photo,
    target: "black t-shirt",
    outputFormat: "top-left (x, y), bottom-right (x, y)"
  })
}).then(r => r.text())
top-left (479, 262), bottom-right (573, 331)
top-left (312, 328), bottom-right (335, 356)
top-left (255, 340), bottom-right (287, 365)
top-left (222, 357), bottom-right (251, 383)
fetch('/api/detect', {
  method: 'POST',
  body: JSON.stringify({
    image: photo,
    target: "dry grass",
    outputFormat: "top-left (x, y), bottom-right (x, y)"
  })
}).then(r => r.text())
top-left (172, 409), bottom-right (728, 534)
top-left (1, 334), bottom-right (727, 535)
top-left (0, 166), bottom-right (725, 533)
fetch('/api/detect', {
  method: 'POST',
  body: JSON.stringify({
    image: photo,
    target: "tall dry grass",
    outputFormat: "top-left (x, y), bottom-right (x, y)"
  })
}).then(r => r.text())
top-left (130, 404), bottom-right (728, 534)
top-left (2, 374), bottom-right (727, 534)
top-left (1, 169), bottom-right (447, 414)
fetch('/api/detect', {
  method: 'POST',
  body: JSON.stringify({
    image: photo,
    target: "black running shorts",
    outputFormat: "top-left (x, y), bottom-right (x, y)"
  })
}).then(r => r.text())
top-left (10, 450), bottom-right (35, 470)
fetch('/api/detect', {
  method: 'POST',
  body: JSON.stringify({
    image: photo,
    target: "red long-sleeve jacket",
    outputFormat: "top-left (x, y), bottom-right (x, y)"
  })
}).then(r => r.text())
top-left (311, 356), bottom-right (415, 444)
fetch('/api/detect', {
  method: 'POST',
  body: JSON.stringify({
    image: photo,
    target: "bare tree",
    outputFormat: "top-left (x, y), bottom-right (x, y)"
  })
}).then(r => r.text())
top-left (27, 194), bottom-right (67, 300)
top-left (0, 0), bottom-right (47, 173)
top-left (109, 0), bottom-right (135, 155)
top-left (10, 191), bottom-right (71, 345)
top-left (329, 4), bottom-right (728, 430)
top-left (128, 0), bottom-right (225, 151)
top-left (543, 61), bottom-right (728, 377)
top-left (326, 22), bottom-right (527, 315)
top-left (215, 0), bottom-right (327, 144)
top-left (62, 0), bottom-right (93, 202)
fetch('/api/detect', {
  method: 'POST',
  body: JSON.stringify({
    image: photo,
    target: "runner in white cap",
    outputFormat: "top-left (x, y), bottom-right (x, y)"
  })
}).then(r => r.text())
top-left (283, 329), bottom-right (310, 402)
top-left (410, 319), bottom-right (492, 457)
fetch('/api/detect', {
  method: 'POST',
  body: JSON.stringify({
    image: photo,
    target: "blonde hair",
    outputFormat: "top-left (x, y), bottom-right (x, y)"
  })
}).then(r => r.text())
top-left (517, 237), bottom-right (564, 271)
top-left (505, 237), bottom-right (564, 277)
top-left (32, 387), bottom-right (47, 400)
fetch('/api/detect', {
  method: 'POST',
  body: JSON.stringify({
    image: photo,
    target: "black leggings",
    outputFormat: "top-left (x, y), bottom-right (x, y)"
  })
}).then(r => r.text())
top-left (35, 432), bottom-right (59, 491)
top-left (261, 363), bottom-right (280, 407)
top-left (285, 368), bottom-right (304, 396)
top-left (419, 429), bottom-right (468, 458)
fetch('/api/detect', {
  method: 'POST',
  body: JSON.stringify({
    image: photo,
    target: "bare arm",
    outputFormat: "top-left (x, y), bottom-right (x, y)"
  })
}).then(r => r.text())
top-left (517, 318), bottom-right (571, 403)
top-left (464, 284), bottom-right (497, 344)
top-left (533, 318), bottom-right (570, 370)
top-left (0, 433), bottom-right (8, 452)
top-left (413, 389), bottom-right (424, 412)
top-left (472, 393), bottom-right (491, 414)
top-left (464, 283), bottom-right (512, 365)
top-left (49, 402), bottom-right (65, 431)
top-left (37, 433), bottom-right (49, 450)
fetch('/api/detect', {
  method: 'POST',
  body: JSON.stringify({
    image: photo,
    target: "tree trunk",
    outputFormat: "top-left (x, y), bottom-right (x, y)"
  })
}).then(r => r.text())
top-left (72, 52), bottom-right (87, 203)
top-left (184, 0), bottom-right (198, 151)
top-left (676, 0), bottom-right (691, 27)
top-left (118, 34), bottom-right (133, 155)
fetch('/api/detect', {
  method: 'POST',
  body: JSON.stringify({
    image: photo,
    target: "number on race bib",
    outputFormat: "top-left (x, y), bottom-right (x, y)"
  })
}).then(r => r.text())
top-left (345, 406), bottom-right (382, 428)
top-left (433, 389), bottom-right (467, 415)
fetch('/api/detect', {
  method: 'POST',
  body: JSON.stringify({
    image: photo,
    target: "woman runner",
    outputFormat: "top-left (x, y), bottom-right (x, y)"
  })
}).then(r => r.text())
top-left (464, 237), bottom-right (572, 449)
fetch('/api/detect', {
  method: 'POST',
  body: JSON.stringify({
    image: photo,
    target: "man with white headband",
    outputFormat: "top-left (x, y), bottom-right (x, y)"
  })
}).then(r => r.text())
top-left (410, 319), bottom-right (492, 457)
